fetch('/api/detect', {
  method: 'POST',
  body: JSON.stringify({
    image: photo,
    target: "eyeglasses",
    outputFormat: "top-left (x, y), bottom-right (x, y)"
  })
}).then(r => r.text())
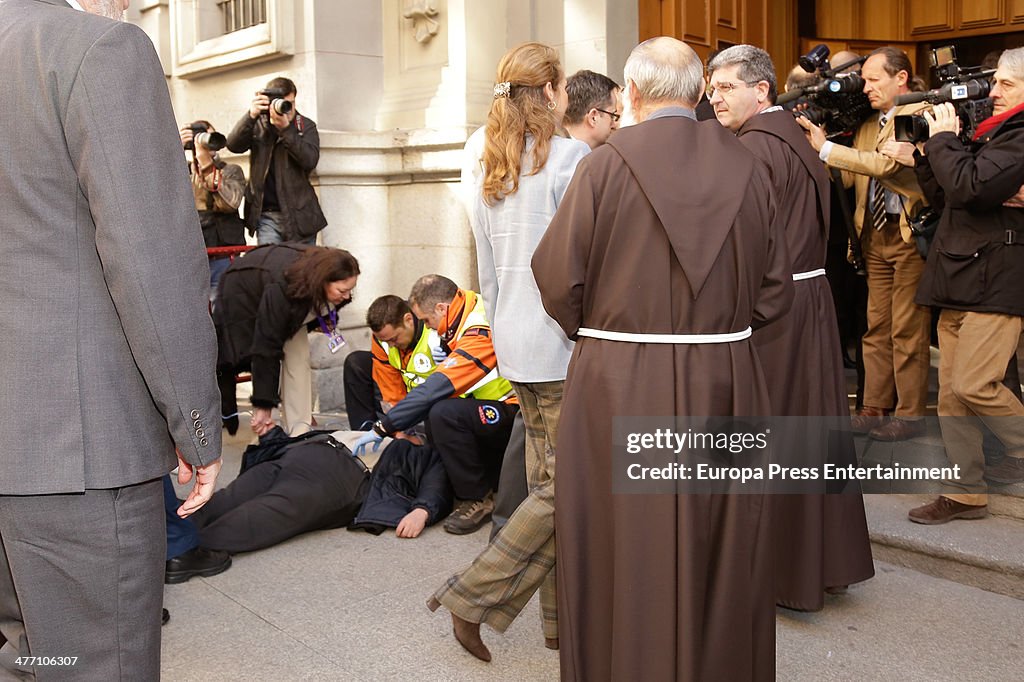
top-left (594, 108), bottom-right (621, 122)
top-left (707, 81), bottom-right (755, 98)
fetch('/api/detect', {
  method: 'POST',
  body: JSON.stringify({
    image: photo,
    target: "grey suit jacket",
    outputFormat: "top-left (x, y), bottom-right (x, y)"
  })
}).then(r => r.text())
top-left (0, 0), bottom-right (222, 494)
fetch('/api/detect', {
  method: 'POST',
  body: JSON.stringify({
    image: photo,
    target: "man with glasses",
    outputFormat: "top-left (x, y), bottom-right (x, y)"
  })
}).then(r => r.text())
top-left (709, 44), bottom-right (874, 612)
top-left (563, 69), bottom-right (621, 149)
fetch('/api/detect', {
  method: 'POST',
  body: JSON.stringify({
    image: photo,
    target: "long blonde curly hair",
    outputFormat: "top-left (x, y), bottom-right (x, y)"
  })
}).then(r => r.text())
top-left (481, 42), bottom-right (564, 205)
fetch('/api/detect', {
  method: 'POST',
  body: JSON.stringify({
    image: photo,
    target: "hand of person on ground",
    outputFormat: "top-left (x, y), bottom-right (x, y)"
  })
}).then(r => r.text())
top-left (175, 450), bottom-right (222, 518)
top-left (250, 406), bottom-right (276, 436)
top-left (395, 508), bottom-right (429, 538)
top-left (394, 431), bottom-right (423, 446)
top-left (879, 140), bottom-right (918, 167)
top-left (795, 116), bottom-right (827, 152)
top-left (352, 430), bottom-right (383, 457)
top-left (924, 102), bottom-right (961, 138)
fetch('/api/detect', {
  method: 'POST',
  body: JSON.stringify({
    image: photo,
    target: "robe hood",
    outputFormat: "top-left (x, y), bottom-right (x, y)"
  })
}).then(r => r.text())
top-left (606, 116), bottom-right (756, 297)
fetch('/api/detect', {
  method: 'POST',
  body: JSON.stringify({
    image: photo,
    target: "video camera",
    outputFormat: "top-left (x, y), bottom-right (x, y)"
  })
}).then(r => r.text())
top-left (778, 44), bottom-right (873, 136)
top-left (893, 46), bottom-right (994, 144)
top-left (184, 121), bottom-right (226, 152)
top-left (259, 87), bottom-right (294, 117)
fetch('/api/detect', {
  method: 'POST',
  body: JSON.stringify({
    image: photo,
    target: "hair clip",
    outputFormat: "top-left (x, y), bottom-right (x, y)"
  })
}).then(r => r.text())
top-left (493, 81), bottom-right (511, 99)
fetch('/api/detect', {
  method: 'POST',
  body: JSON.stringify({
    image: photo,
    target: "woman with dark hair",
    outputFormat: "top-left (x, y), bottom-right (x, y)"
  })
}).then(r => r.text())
top-left (427, 41), bottom-right (589, 662)
top-left (215, 244), bottom-right (359, 436)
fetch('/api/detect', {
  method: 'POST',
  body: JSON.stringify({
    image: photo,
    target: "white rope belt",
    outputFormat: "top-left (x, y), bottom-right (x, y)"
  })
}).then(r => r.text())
top-left (577, 327), bottom-right (752, 344)
top-left (792, 268), bottom-right (826, 281)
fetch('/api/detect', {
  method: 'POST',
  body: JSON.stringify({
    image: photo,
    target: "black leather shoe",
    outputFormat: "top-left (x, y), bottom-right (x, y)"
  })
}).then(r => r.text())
top-left (162, 608), bottom-right (170, 626)
top-left (165, 547), bottom-right (232, 584)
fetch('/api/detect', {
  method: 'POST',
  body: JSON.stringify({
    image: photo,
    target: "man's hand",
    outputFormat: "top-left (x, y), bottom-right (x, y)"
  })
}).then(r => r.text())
top-left (250, 406), bottom-right (276, 436)
top-left (352, 430), bottom-right (383, 457)
top-left (179, 126), bottom-right (194, 150)
top-left (175, 450), bottom-right (222, 518)
top-left (879, 140), bottom-right (917, 167)
top-left (394, 431), bottom-right (423, 446)
top-left (795, 116), bottom-right (828, 152)
top-left (1004, 184), bottom-right (1024, 208)
top-left (249, 92), bottom-right (270, 120)
top-left (924, 102), bottom-right (961, 138)
top-left (268, 104), bottom-right (293, 132)
top-left (396, 508), bottom-right (429, 538)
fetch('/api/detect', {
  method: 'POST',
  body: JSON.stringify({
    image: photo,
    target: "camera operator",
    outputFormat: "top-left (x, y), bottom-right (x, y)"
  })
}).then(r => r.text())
top-left (798, 46), bottom-right (932, 442)
top-left (226, 76), bottom-right (326, 245)
top-left (180, 121), bottom-right (245, 299)
top-left (906, 48), bottom-right (1024, 524)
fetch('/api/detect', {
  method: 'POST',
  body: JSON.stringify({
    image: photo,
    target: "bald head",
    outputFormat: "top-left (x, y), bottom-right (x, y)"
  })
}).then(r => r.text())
top-left (832, 51), bottom-right (861, 73)
top-left (623, 37), bottom-right (705, 121)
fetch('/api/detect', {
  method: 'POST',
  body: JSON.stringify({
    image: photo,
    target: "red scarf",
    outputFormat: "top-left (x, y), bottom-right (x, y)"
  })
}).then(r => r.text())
top-left (972, 101), bottom-right (1024, 140)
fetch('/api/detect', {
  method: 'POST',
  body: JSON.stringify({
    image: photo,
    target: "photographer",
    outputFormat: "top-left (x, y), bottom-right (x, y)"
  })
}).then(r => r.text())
top-left (798, 46), bottom-right (932, 442)
top-left (907, 48), bottom-right (1024, 524)
top-left (226, 76), bottom-right (326, 244)
top-left (180, 121), bottom-right (245, 299)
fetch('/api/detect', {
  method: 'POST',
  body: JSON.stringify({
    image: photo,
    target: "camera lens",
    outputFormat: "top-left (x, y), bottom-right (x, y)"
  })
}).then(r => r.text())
top-left (271, 99), bottom-right (293, 115)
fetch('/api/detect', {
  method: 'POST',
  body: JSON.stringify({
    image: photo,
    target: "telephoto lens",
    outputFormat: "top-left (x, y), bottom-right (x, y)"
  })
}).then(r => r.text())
top-left (194, 131), bottom-right (227, 151)
top-left (271, 98), bottom-right (293, 115)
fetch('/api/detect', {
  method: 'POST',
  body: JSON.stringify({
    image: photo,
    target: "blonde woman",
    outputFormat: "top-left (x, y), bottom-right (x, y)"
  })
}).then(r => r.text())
top-left (427, 42), bottom-right (589, 662)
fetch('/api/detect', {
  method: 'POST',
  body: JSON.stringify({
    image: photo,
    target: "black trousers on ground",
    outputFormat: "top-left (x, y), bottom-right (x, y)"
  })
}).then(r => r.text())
top-left (426, 398), bottom-right (517, 501)
top-left (490, 410), bottom-right (528, 539)
top-left (343, 350), bottom-right (382, 430)
top-left (193, 444), bottom-right (368, 553)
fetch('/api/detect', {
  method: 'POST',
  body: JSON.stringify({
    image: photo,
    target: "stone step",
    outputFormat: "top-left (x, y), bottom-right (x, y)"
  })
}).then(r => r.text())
top-left (865, 493), bottom-right (1024, 600)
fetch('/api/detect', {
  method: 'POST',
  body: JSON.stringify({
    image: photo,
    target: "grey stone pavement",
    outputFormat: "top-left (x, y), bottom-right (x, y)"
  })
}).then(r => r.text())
top-left (162, 413), bottom-right (1024, 681)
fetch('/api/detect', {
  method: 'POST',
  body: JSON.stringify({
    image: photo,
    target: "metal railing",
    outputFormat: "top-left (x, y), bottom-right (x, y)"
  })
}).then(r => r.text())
top-left (218, 0), bottom-right (267, 34)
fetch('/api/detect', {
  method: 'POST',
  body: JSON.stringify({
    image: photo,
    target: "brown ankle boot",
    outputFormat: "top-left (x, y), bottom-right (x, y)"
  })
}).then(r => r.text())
top-left (427, 597), bottom-right (491, 662)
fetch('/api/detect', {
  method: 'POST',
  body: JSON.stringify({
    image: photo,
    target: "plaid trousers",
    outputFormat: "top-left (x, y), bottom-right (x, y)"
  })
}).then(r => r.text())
top-left (431, 380), bottom-right (561, 639)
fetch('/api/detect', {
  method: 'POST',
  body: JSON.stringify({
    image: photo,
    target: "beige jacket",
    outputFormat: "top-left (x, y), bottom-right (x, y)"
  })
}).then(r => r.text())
top-left (825, 101), bottom-right (931, 243)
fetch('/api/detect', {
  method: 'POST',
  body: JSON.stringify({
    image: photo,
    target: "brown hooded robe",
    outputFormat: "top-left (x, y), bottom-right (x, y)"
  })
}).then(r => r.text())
top-left (737, 110), bottom-right (875, 611)
top-left (533, 111), bottom-right (794, 682)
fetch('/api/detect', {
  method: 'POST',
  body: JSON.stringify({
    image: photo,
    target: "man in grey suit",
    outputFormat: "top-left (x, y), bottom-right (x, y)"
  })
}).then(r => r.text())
top-left (0, 0), bottom-right (223, 678)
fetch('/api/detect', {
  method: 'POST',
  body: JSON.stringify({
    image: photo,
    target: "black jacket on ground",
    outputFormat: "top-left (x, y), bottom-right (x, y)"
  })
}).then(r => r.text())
top-left (349, 439), bottom-right (453, 534)
top-left (226, 111), bottom-right (327, 240)
top-left (214, 243), bottom-right (318, 408)
top-left (914, 110), bottom-right (1024, 316)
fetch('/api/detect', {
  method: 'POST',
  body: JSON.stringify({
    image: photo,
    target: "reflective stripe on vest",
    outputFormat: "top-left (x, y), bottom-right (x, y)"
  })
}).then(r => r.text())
top-left (380, 328), bottom-right (437, 392)
top-left (455, 292), bottom-right (515, 402)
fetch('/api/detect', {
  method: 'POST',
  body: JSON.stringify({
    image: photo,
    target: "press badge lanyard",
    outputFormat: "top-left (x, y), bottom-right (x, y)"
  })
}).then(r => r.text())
top-left (317, 308), bottom-right (346, 353)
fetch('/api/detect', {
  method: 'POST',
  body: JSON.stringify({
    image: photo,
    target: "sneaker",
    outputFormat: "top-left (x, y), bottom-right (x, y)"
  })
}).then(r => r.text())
top-left (908, 496), bottom-right (988, 525)
top-left (985, 455), bottom-right (1024, 485)
top-left (444, 494), bottom-right (495, 535)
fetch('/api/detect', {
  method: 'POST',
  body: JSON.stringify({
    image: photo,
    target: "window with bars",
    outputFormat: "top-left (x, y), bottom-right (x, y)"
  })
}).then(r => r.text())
top-left (218, 0), bottom-right (267, 34)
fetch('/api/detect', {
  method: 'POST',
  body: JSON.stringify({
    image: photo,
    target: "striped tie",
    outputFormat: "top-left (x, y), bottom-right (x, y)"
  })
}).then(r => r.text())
top-left (872, 115), bottom-right (888, 231)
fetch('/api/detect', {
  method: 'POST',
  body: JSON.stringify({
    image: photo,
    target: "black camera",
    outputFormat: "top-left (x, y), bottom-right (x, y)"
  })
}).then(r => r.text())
top-left (893, 46), bottom-right (995, 144)
top-left (259, 87), bottom-right (294, 116)
top-left (184, 122), bottom-right (226, 152)
top-left (781, 44), bottom-right (873, 136)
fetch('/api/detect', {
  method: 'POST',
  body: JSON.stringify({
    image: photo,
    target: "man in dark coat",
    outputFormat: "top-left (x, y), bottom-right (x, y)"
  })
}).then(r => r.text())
top-left (908, 48), bottom-right (1024, 522)
top-left (708, 45), bottom-right (874, 611)
top-left (532, 37), bottom-right (793, 682)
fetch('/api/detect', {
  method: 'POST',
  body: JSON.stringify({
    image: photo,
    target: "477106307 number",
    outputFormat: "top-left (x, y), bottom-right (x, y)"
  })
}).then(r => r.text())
top-left (15, 656), bottom-right (78, 666)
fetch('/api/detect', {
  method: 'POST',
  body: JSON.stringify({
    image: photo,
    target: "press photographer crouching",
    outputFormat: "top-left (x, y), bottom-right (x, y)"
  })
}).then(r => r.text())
top-left (907, 47), bottom-right (1024, 524)
top-left (180, 120), bottom-right (246, 300)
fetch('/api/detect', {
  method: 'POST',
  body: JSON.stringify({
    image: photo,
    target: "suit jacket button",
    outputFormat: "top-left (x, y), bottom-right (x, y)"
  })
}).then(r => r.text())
top-left (196, 428), bottom-right (205, 438)
top-left (200, 438), bottom-right (209, 447)
top-left (194, 419), bottom-right (203, 429)
top-left (190, 409), bottom-right (200, 419)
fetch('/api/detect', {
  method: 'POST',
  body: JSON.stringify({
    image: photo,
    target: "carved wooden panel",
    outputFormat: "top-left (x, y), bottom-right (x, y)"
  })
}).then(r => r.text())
top-left (638, 0), bottom-right (663, 41)
top-left (859, 0), bottom-right (903, 40)
top-left (959, 0), bottom-right (1004, 30)
top-left (909, 0), bottom-right (955, 35)
top-left (682, 0), bottom-right (712, 46)
top-left (717, 0), bottom-right (739, 28)
top-left (815, 0), bottom-right (857, 40)
top-left (1013, 0), bottom-right (1024, 24)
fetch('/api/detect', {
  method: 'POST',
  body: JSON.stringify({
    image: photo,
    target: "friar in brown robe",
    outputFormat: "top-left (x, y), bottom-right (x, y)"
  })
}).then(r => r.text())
top-left (532, 38), bottom-right (794, 682)
top-left (709, 45), bottom-right (874, 612)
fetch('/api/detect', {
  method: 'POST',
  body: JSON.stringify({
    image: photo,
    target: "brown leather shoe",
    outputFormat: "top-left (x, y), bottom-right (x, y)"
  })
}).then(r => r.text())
top-left (908, 496), bottom-right (988, 525)
top-left (869, 417), bottom-right (925, 441)
top-left (985, 455), bottom-right (1024, 485)
top-left (545, 637), bottom-right (559, 650)
top-left (427, 597), bottom-right (491, 662)
top-left (850, 406), bottom-right (889, 434)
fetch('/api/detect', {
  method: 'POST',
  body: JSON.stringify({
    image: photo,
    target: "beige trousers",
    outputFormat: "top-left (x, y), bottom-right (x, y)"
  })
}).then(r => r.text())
top-left (280, 326), bottom-right (313, 436)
